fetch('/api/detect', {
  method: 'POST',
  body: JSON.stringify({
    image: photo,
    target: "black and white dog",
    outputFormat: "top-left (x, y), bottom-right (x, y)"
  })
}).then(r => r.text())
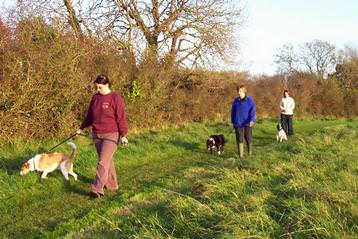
top-left (206, 134), bottom-right (227, 155)
top-left (276, 123), bottom-right (288, 143)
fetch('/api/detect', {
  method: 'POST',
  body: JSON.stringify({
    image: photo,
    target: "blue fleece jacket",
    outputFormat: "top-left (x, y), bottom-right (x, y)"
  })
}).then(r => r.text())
top-left (231, 96), bottom-right (256, 127)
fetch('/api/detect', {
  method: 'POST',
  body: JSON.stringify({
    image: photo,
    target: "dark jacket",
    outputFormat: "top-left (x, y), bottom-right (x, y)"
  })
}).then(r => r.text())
top-left (80, 91), bottom-right (128, 136)
top-left (231, 96), bottom-right (256, 127)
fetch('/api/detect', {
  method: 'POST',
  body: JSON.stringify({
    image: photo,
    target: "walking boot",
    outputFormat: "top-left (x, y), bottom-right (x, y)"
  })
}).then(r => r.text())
top-left (248, 143), bottom-right (253, 157)
top-left (239, 143), bottom-right (244, 159)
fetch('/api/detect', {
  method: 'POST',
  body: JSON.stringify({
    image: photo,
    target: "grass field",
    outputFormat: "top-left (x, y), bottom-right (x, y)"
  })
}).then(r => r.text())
top-left (0, 119), bottom-right (357, 238)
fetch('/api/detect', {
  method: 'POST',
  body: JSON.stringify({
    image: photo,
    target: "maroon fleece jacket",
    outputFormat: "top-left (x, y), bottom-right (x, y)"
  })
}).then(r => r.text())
top-left (80, 91), bottom-right (128, 136)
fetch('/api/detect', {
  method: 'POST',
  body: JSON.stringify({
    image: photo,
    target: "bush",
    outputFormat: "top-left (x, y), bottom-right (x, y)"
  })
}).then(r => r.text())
top-left (0, 16), bottom-right (357, 141)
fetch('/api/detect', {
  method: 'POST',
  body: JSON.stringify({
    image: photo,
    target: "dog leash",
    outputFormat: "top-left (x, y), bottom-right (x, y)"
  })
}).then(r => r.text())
top-left (47, 133), bottom-right (78, 152)
top-left (77, 133), bottom-right (125, 145)
top-left (44, 132), bottom-right (126, 154)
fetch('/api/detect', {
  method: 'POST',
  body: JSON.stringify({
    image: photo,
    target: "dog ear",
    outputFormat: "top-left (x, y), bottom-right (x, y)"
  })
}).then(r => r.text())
top-left (22, 162), bottom-right (30, 169)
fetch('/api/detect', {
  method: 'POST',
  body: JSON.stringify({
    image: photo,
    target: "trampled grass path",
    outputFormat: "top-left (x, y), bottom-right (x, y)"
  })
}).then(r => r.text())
top-left (0, 119), bottom-right (357, 238)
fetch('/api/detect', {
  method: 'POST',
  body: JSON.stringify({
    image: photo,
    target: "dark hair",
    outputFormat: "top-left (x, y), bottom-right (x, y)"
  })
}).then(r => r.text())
top-left (283, 89), bottom-right (289, 96)
top-left (94, 74), bottom-right (111, 86)
top-left (236, 84), bottom-right (247, 93)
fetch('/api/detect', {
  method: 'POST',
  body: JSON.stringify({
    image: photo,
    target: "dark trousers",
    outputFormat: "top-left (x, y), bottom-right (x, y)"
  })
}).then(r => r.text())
top-left (281, 114), bottom-right (293, 135)
top-left (92, 132), bottom-right (119, 195)
top-left (235, 126), bottom-right (253, 148)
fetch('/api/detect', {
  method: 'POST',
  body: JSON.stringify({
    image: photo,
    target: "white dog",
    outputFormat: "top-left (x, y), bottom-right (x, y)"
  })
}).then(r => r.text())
top-left (276, 123), bottom-right (288, 143)
top-left (20, 142), bottom-right (78, 180)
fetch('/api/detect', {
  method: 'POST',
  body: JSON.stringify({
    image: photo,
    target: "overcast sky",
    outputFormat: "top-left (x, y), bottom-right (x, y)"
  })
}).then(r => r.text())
top-left (235, 0), bottom-right (358, 75)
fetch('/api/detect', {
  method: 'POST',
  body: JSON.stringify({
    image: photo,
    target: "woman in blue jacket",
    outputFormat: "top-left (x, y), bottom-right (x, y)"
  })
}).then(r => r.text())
top-left (231, 85), bottom-right (256, 158)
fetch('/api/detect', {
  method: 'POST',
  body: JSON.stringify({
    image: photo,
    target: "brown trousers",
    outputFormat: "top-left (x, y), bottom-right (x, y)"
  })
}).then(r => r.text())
top-left (92, 132), bottom-right (119, 195)
top-left (235, 126), bottom-right (253, 145)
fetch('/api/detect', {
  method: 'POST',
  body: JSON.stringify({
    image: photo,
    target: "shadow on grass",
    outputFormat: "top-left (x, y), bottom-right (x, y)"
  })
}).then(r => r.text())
top-left (254, 127), bottom-right (275, 147)
top-left (166, 139), bottom-right (202, 152)
top-left (254, 135), bottom-right (275, 147)
top-left (1, 155), bottom-right (30, 175)
top-left (63, 180), bottom-right (91, 196)
top-left (1, 145), bottom-right (56, 175)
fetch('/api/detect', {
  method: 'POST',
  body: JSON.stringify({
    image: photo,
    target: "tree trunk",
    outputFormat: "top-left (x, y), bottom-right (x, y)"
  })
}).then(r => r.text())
top-left (63, 0), bottom-right (84, 41)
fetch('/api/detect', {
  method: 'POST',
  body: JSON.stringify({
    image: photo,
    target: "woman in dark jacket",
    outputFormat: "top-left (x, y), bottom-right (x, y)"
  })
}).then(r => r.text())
top-left (231, 85), bottom-right (256, 159)
top-left (77, 74), bottom-right (128, 198)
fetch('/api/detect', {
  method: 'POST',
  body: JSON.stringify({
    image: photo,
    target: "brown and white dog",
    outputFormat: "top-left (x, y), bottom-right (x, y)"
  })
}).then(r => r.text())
top-left (20, 142), bottom-right (78, 180)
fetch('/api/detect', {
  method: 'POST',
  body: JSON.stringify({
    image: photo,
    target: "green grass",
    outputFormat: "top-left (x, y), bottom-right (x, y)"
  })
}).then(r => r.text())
top-left (0, 119), bottom-right (357, 238)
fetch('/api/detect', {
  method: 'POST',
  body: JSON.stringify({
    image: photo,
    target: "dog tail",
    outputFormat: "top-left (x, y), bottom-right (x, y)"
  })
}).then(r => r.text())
top-left (67, 142), bottom-right (77, 160)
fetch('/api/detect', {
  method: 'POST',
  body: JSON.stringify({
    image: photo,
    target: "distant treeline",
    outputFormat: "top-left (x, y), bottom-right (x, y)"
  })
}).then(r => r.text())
top-left (1, 17), bottom-right (357, 141)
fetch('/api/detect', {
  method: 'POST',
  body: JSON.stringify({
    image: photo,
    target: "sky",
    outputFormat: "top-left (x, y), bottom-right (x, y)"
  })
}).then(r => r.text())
top-left (235, 0), bottom-right (358, 75)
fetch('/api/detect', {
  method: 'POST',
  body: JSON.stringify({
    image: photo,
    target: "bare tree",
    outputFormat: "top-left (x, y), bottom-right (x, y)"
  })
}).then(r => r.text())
top-left (338, 45), bottom-right (358, 62)
top-left (7, 0), bottom-right (95, 40)
top-left (299, 39), bottom-right (336, 78)
top-left (63, 0), bottom-right (84, 40)
top-left (335, 45), bottom-right (358, 89)
top-left (13, 0), bottom-right (243, 68)
top-left (274, 39), bottom-right (337, 79)
top-left (95, 0), bottom-right (243, 68)
top-left (274, 43), bottom-right (299, 75)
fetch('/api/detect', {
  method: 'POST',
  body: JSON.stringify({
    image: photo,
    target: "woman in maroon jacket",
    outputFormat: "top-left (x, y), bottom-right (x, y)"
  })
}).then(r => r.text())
top-left (76, 74), bottom-right (128, 198)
